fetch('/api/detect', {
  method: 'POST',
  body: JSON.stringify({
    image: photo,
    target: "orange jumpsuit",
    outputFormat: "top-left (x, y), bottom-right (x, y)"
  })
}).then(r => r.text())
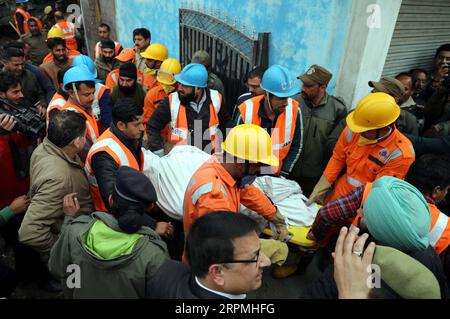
top-left (183, 156), bottom-right (277, 234)
top-left (143, 73), bottom-right (158, 90)
top-left (324, 126), bottom-right (415, 203)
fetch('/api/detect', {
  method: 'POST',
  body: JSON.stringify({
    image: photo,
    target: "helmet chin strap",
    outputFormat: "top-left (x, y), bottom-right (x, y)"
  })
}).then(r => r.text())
top-left (265, 92), bottom-right (274, 113)
top-left (72, 82), bottom-right (82, 105)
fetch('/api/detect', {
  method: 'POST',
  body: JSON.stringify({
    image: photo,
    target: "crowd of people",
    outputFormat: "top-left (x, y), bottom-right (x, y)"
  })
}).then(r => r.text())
top-left (0, 1), bottom-right (449, 299)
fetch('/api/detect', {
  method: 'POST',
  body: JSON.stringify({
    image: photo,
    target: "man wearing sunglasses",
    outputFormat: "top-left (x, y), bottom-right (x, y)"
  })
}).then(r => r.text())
top-left (146, 211), bottom-right (271, 299)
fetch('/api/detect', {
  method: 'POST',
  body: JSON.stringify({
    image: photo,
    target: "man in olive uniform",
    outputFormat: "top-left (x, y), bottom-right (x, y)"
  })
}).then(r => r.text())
top-left (191, 51), bottom-right (226, 108)
top-left (290, 65), bottom-right (347, 197)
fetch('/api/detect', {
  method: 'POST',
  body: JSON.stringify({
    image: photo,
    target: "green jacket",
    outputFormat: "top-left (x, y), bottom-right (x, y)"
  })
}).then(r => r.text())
top-left (208, 72), bottom-right (226, 106)
top-left (291, 93), bottom-right (347, 179)
top-left (94, 56), bottom-right (120, 84)
top-left (48, 212), bottom-right (169, 299)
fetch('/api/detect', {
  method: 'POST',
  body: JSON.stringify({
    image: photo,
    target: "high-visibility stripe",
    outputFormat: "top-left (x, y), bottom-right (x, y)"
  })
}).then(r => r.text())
top-left (210, 89), bottom-right (221, 113)
top-left (169, 92), bottom-right (188, 139)
top-left (347, 175), bottom-right (364, 187)
top-left (244, 99), bottom-right (253, 124)
top-left (385, 148), bottom-right (403, 163)
top-left (83, 161), bottom-right (98, 187)
top-left (191, 182), bottom-right (228, 205)
top-left (346, 128), bottom-right (353, 143)
top-left (88, 138), bottom-right (130, 166)
top-left (429, 213), bottom-right (449, 247)
top-left (273, 99), bottom-right (293, 150)
top-left (191, 182), bottom-right (213, 205)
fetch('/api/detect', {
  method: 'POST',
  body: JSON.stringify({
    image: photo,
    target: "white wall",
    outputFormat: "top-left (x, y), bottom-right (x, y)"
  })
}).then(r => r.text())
top-left (335, 0), bottom-right (402, 109)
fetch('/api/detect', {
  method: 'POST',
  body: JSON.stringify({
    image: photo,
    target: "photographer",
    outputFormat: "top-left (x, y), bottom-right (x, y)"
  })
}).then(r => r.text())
top-left (0, 72), bottom-right (45, 286)
top-left (1, 46), bottom-right (47, 117)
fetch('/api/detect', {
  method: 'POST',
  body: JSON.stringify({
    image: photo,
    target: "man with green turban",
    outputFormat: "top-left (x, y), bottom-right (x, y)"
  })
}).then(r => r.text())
top-left (304, 176), bottom-right (449, 298)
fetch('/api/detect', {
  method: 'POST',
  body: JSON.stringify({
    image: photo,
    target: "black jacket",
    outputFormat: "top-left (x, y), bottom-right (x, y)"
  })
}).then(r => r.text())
top-left (90, 125), bottom-right (156, 228)
top-left (303, 246), bottom-right (450, 299)
top-left (146, 259), bottom-right (228, 299)
top-left (146, 89), bottom-right (231, 153)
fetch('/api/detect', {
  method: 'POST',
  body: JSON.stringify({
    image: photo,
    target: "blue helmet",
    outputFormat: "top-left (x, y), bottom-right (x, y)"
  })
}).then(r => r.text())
top-left (63, 65), bottom-right (96, 91)
top-left (260, 65), bottom-right (299, 98)
top-left (16, 0), bottom-right (29, 3)
top-left (71, 55), bottom-right (100, 82)
top-left (174, 63), bottom-right (208, 88)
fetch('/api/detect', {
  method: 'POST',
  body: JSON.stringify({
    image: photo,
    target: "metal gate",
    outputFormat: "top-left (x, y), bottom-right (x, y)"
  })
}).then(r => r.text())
top-left (179, 8), bottom-right (270, 112)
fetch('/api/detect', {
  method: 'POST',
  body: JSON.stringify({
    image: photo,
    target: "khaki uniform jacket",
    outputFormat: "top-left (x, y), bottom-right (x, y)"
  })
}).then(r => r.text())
top-left (291, 93), bottom-right (347, 179)
top-left (94, 56), bottom-right (120, 84)
top-left (18, 138), bottom-right (93, 254)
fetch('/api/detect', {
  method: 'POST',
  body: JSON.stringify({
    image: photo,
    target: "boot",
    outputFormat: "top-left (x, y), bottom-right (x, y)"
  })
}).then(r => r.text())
top-left (272, 254), bottom-right (301, 279)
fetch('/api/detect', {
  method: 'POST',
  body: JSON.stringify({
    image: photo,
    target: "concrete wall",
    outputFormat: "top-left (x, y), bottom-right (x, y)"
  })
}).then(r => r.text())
top-left (115, 0), bottom-right (353, 94)
top-left (335, 0), bottom-right (402, 109)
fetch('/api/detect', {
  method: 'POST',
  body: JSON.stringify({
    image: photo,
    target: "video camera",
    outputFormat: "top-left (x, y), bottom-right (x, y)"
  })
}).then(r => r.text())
top-left (0, 98), bottom-right (46, 138)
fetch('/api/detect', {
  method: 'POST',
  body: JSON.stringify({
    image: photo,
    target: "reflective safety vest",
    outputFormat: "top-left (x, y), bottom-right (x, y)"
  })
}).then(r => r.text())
top-left (54, 21), bottom-right (77, 51)
top-left (94, 41), bottom-right (123, 59)
top-left (46, 92), bottom-right (67, 127)
top-left (168, 90), bottom-right (222, 148)
top-left (85, 128), bottom-right (144, 212)
top-left (14, 8), bottom-right (42, 34)
top-left (92, 83), bottom-right (109, 134)
top-left (237, 95), bottom-right (300, 172)
top-left (351, 184), bottom-right (450, 255)
top-left (60, 101), bottom-right (100, 144)
top-left (429, 203), bottom-right (450, 254)
top-left (105, 69), bottom-right (144, 89)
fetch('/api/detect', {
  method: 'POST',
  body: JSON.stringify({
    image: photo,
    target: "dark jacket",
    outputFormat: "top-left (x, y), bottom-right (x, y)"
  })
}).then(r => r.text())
top-left (146, 259), bottom-right (228, 299)
top-left (111, 83), bottom-right (147, 109)
top-left (147, 89), bottom-right (231, 153)
top-left (302, 246), bottom-right (450, 299)
top-left (25, 62), bottom-right (55, 104)
top-left (405, 134), bottom-right (450, 156)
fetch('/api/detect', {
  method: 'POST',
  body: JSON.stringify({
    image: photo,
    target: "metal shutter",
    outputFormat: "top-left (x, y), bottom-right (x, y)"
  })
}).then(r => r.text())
top-left (382, 0), bottom-right (450, 77)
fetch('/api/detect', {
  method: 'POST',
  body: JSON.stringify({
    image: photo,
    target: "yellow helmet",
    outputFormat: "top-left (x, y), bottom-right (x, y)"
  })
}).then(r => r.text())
top-left (157, 58), bottom-right (182, 85)
top-left (346, 92), bottom-right (400, 133)
top-left (222, 124), bottom-right (279, 167)
top-left (47, 27), bottom-right (65, 39)
top-left (140, 43), bottom-right (168, 61)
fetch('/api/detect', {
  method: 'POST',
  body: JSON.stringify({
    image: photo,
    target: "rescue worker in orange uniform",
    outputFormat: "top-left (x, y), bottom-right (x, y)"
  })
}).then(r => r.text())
top-left (140, 43), bottom-right (168, 90)
top-left (84, 98), bottom-right (174, 237)
top-left (52, 10), bottom-right (78, 51)
top-left (307, 92), bottom-right (415, 205)
top-left (183, 124), bottom-right (289, 241)
top-left (14, 0), bottom-right (42, 35)
top-left (147, 63), bottom-right (230, 156)
top-left (105, 48), bottom-right (144, 89)
top-left (234, 65), bottom-right (303, 176)
top-left (58, 65), bottom-right (99, 163)
top-left (41, 27), bottom-right (80, 64)
top-left (46, 68), bottom-right (69, 127)
top-left (143, 58), bottom-right (182, 127)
